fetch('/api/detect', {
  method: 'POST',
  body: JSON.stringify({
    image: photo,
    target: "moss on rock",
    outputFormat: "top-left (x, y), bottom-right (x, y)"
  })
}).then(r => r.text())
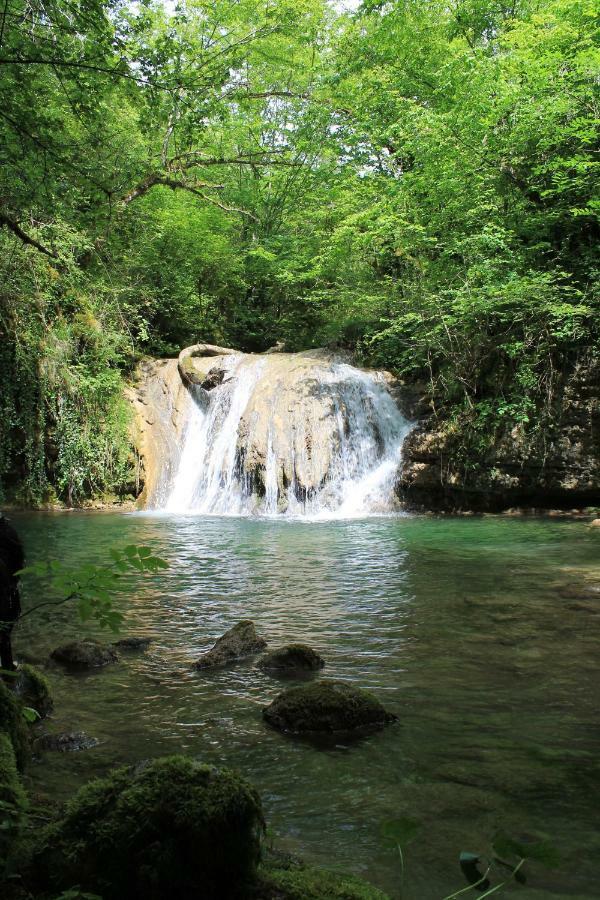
top-left (263, 680), bottom-right (396, 734)
top-left (0, 681), bottom-right (29, 771)
top-left (257, 644), bottom-right (325, 675)
top-left (50, 639), bottom-right (118, 669)
top-left (194, 621), bottom-right (268, 670)
top-left (15, 664), bottom-right (53, 718)
top-left (258, 861), bottom-right (389, 899)
top-left (0, 732), bottom-right (28, 876)
top-left (36, 755), bottom-right (265, 900)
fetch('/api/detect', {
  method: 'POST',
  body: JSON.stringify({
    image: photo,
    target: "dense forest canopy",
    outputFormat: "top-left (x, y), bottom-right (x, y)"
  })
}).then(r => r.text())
top-left (0, 0), bottom-right (598, 504)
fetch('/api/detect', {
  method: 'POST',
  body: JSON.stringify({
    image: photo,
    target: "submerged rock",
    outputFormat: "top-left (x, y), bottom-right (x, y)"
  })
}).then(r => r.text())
top-left (194, 621), bottom-right (267, 670)
top-left (51, 639), bottom-right (118, 670)
top-left (263, 680), bottom-right (396, 734)
top-left (35, 731), bottom-right (99, 753)
top-left (15, 663), bottom-right (53, 717)
top-left (35, 755), bottom-right (264, 900)
top-left (112, 636), bottom-right (153, 652)
top-left (257, 644), bottom-right (325, 675)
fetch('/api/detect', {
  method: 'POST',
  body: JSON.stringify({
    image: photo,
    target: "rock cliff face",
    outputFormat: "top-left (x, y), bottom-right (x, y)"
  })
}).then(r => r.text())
top-left (130, 346), bottom-right (409, 515)
top-left (126, 358), bottom-right (193, 507)
top-left (397, 352), bottom-right (600, 511)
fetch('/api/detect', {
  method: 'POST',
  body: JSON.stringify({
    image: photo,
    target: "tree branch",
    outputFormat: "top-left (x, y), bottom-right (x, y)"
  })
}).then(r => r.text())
top-left (121, 175), bottom-right (224, 206)
top-left (0, 211), bottom-right (57, 257)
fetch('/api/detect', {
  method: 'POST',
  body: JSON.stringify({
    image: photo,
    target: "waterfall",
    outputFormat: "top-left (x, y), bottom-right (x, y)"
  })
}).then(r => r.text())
top-left (153, 351), bottom-right (411, 518)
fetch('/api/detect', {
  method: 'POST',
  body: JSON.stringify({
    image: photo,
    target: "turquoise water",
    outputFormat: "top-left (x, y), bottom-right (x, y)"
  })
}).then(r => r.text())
top-left (11, 511), bottom-right (600, 899)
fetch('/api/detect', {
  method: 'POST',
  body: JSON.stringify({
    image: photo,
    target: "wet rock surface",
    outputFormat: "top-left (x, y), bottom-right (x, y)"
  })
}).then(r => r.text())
top-left (14, 664), bottom-right (53, 717)
top-left (263, 680), bottom-right (396, 734)
top-left (51, 639), bottom-right (118, 670)
top-left (194, 621), bottom-right (267, 669)
top-left (257, 644), bottom-right (325, 675)
top-left (112, 636), bottom-right (153, 652)
top-left (35, 731), bottom-right (99, 753)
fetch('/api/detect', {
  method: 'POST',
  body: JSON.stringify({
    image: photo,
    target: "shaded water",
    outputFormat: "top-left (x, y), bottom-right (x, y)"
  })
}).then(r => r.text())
top-left (12, 512), bottom-right (600, 899)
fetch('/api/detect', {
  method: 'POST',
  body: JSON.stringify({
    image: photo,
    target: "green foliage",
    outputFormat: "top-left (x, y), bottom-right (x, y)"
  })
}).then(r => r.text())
top-left (0, 681), bottom-right (30, 772)
top-left (36, 756), bottom-right (265, 900)
top-left (1, 0), bottom-right (598, 498)
top-left (259, 861), bottom-right (389, 899)
top-left (19, 544), bottom-right (168, 632)
top-left (0, 732), bottom-right (28, 879)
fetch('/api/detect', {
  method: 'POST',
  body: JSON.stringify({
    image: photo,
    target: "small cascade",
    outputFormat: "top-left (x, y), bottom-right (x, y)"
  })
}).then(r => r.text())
top-left (151, 350), bottom-right (411, 518)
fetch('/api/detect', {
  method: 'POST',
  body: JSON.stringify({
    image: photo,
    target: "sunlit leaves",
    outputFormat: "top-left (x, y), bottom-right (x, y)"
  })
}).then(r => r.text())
top-left (18, 545), bottom-right (168, 632)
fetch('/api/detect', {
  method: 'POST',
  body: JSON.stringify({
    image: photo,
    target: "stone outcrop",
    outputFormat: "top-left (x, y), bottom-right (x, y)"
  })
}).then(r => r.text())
top-left (126, 358), bottom-right (194, 507)
top-left (51, 639), bottom-right (118, 670)
top-left (263, 680), bottom-right (396, 734)
top-left (178, 343), bottom-right (237, 387)
top-left (257, 644), bottom-right (325, 674)
top-left (397, 351), bottom-right (600, 511)
top-left (194, 621), bottom-right (267, 669)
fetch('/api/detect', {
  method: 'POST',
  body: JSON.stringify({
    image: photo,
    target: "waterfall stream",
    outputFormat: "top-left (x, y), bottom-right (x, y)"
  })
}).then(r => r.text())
top-left (151, 352), bottom-right (410, 517)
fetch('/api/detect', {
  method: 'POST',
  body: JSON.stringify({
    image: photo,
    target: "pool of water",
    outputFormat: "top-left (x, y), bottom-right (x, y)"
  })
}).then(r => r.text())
top-left (10, 511), bottom-right (600, 899)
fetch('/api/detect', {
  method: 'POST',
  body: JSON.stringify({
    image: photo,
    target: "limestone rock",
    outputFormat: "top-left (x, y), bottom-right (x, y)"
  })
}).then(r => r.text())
top-left (263, 679), bottom-right (396, 734)
top-left (398, 350), bottom-right (600, 512)
top-left (194, 621), bottom-right (267, 670)
top-left (257, 644), bottom-right (325, 674)
top-left (51, 639), bottom-right (118, 670)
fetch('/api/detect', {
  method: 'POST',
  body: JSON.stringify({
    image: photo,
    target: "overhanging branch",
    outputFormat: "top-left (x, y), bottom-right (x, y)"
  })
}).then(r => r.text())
top-left (0, 211), bottom-right (56, 258)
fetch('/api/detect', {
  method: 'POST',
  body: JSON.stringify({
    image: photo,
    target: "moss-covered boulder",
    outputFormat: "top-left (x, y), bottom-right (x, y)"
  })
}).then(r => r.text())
top-left (257, 644), bottom-right (325, 676)
top-left (263, 680), bottom-right (396, 734)
top-left (258, 862), bottom-right (390, 899)
top-left (50, 639), bottom-right (118, 670)
top-left (36, 755), bottom-right (264, 900)
top-left (0, 732), bottom-right (28, 877)
top-left (0, 681), bottom-right (29, 771)
top-left (194, 621), bottom-right (267, 670)
top-left (15, 664), bottom-right (53, 718)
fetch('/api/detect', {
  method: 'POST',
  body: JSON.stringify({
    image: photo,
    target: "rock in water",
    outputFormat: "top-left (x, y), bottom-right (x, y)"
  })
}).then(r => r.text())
top-left (15, 664), bottom-right (53, 717)
top-left (34, 756), bottom-right (264, 900)
top-left (112, 636), bottom-right (153, 652)
top-left (257, 644), bottom-right (325, 674)
top-left (263, 680), bottom-right (396, 734)
top-left (35, 731), bottom-right (99, 753)
top-left (194, 621), bottom-right (267, 669)
top-left (51, 639), bottom-right (118, 670)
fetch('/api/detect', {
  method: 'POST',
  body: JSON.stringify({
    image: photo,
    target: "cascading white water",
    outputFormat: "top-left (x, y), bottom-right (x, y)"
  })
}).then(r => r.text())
top-left (159, 352), bottom-right (411, 518)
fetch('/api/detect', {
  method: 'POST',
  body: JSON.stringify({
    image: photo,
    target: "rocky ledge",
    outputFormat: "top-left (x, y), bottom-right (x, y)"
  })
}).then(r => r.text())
top-left (396, 350), bottom-right (600, 512)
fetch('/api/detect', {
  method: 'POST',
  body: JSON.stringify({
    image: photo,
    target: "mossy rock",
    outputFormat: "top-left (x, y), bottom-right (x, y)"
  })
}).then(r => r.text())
top-left (194, 621), bottom-right (267, 670)
top-left (50, 639), bottom-right (118, 670)
top-left (0, 732), bottom-right (28, 876)
top-left (258, 861), bottom-right (389, 899)
top-left (36, 755), bottom-right (265, 900)
top-left (0, 680), bottom-right (29, 771)
top-left (257, 644), bottom-right (325, 675)
top-left (263, 680), bottom-right (396, 734)
top-left (15, 664), bottom-right (53, 718)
